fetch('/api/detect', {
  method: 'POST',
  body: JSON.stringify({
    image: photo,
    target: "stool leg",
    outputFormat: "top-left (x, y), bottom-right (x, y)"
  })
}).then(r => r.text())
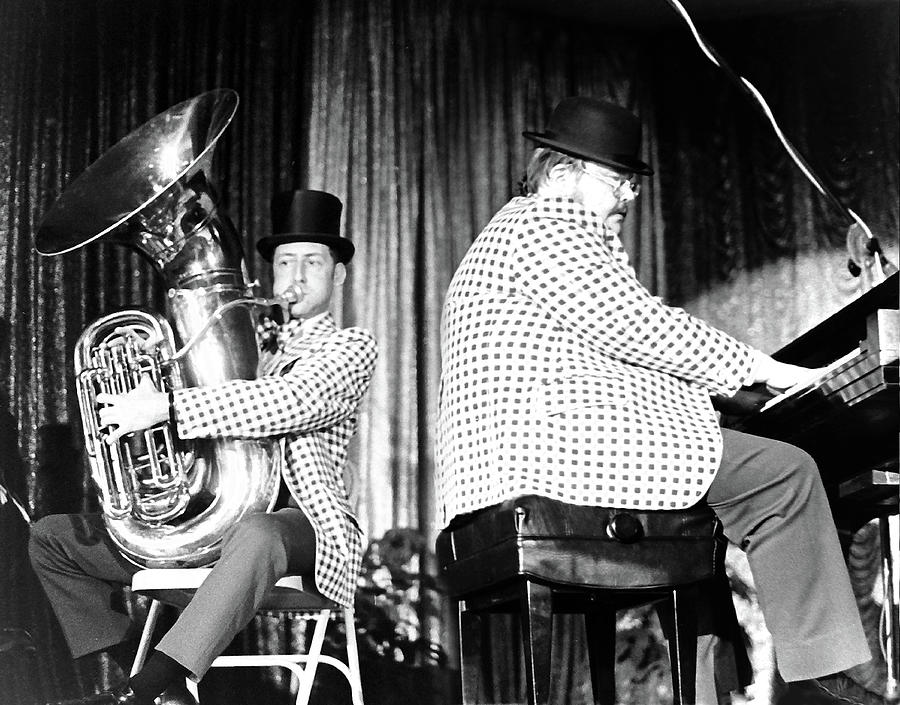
top-left (519, 580), bottom-right (552, 705)
top-left (881, 516), bottom-right (899, 702)
top-left (585, 610), bottom-right (616, 705)
top-left (458, 602), bottom-right (483, 704)
top-left (667, 586), bottom-right (699, 705)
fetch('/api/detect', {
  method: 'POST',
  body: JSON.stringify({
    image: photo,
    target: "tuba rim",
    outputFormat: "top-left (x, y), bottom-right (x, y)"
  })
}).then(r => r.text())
top-left (35, 88), bottom-right (239, 257)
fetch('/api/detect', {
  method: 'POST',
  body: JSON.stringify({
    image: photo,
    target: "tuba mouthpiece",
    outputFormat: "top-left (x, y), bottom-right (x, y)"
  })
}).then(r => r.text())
top-left (275, 285), bottom-right (301, 305)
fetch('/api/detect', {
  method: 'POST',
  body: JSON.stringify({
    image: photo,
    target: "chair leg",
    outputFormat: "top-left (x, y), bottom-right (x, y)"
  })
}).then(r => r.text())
top-left (667, 586), bottom-right (699, 705)
top-left (185, 678), bottom-right (200, 703)
top-left (294, 610), bottom-right (331, 705)
top-left (342, 608), bottom-right (364, 705)
top-left (131, 600), bottom-right (163, 677)
top-left (585, 610), bottom-right (617, 705)
top-left (519, 580), bottom-right (553, 705)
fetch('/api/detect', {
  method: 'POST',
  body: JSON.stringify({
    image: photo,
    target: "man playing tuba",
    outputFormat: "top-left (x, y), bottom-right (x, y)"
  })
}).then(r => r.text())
top-left (30, 189), bottom-right (377, 705)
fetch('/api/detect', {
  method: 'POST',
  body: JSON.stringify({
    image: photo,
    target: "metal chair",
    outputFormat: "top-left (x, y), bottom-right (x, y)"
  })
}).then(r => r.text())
top-left (436, 495), bottom-right (747, 705)
top-left (130, 568), bottom-right (364, 705)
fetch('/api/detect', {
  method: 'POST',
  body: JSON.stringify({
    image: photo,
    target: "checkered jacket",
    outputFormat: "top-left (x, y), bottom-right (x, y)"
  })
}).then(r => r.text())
top-left (173, 313), bottom-right (377, 606)
top-left (436, 196), bottom-right (757, 526)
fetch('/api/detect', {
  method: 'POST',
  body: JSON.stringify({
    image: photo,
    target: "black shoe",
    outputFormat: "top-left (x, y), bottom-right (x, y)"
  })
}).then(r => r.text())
top-left (156, 682), bottom-right (198, 705)
top-left (48, 686), bottom-right (136, 705)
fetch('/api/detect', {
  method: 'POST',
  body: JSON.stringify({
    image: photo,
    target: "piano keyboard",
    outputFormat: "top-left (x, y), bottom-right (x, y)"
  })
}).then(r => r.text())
top-left (725, 299), bottom-right (898, 519)
top-left (760, 347), bottom-right (865, 412)
top-left (760, 342), bottom-right (897, 413)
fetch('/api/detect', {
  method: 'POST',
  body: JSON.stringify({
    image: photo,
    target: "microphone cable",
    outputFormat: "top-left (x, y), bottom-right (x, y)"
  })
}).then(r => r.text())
top-left (661, 0), bottom-right (897, 276)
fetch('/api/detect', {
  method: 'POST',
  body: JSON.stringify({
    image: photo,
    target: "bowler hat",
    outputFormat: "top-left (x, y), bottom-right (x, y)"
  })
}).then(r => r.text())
top-left (256, 189), bottom-right (355, 263)
top-left (523, 97), bottom-right (653, 175)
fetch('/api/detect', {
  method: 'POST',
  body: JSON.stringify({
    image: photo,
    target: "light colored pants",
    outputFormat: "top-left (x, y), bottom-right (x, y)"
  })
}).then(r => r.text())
top-left (28, 507), bottom-right (315, 679)
top-left (700, 429), bottom-right (871, 697)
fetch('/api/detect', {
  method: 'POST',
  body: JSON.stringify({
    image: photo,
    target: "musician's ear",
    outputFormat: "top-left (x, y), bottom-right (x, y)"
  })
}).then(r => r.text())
top-left (547, 162), bottom-right (576, 184)
top-left (332, 262), bottom-right (347, 288)
top-left (540, 163), bottom-right (579, 198)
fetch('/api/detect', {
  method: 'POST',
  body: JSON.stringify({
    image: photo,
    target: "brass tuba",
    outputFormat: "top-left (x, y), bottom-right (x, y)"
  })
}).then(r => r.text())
top-left (36, 89), bottom-right (281, 568)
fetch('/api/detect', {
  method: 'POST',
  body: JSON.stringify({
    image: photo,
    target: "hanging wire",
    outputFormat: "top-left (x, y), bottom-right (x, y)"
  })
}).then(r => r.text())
top-left (662, 0), bottom-right (879, 240)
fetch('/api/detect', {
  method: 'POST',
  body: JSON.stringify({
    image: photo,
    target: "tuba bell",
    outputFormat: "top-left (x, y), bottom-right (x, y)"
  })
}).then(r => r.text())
top-left (36, 89), bottom-right (281, 568)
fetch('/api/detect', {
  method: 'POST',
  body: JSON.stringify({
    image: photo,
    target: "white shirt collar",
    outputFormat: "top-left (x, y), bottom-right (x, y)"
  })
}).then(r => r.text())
top-left (296, 311), bottom-right (328, 332)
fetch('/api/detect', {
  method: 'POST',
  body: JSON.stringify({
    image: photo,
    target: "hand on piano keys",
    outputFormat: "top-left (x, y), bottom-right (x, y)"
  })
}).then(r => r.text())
top-left (714, 347), bottom-right (869, 417)
top-left (758, 348), bottom-right (862, 411)
top-left (753, 352), bottom-right (830, 394)
top-left (712, 352), bottom-right (841, 416)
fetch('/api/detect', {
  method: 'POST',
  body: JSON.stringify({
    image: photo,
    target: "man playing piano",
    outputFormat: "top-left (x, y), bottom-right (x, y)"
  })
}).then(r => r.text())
top-left (436, 97), bottom-right (871, 703)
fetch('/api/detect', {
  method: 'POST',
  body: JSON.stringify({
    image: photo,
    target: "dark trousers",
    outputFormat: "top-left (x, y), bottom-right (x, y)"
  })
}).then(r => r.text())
top-left (704, 429), bottom-right (870, 689)
top-left (28, 508), bottom-right (315, 679)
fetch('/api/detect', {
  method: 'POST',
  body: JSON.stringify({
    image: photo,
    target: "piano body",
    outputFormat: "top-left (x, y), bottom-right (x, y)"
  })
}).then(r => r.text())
top-left (723, 271), bottom-right (899, 700)
top-left (726, 271), bottom-right (898, 525)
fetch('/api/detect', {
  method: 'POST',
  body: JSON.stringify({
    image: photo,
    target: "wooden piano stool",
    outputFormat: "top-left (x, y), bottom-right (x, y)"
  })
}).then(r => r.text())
top-left (436, 495), bottom-right (749, 705)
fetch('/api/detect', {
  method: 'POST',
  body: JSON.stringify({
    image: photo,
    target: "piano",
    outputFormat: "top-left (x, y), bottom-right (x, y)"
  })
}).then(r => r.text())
top-left (723, 271), bottom-right (898, 526)
top-left (722, 271), bottom-right (898, 700)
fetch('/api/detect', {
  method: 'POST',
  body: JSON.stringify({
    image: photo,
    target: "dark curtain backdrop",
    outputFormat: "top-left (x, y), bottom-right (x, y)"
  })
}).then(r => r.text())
top-left (1, 0), bottom-right (897, 702)
top-left (652, 8), bottom-right (899, 348)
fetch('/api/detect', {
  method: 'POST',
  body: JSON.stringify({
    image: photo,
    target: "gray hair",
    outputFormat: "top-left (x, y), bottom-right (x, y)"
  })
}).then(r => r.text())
top-left (520, 147), bottom-right (583, 196)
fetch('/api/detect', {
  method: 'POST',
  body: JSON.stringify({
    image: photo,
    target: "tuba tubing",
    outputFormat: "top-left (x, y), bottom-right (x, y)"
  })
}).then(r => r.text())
top-left (38, 90), bottom-right (282, 568)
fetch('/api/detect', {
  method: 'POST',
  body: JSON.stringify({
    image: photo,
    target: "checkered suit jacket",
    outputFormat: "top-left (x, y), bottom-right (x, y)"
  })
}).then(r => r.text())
top-left (173, 313), bottom-right (377, 606)
top-left (436, 196), bottom-right (757, 526)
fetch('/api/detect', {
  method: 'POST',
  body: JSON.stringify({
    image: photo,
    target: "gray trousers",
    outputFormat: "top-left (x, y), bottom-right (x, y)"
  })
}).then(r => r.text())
top-left (28, 507), bottom-right (315, 679)
top-left (700, 429), bottom-right (870, 694)
top-left (30, 429), bottom-right (871, 694)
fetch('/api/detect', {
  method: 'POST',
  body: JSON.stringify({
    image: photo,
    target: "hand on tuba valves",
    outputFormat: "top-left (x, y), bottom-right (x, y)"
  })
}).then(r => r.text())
top-left (93, 325), bottom-right (170, 445)
top-left (74, 310), bottom-right (195, 530)
top-left (96, 375), bottom-right (169, 445)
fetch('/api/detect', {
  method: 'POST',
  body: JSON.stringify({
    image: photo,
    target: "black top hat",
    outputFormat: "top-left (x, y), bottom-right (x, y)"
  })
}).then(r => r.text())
top-left (523, 97), bottom-right (653, 176)
top-left (256, 189), bottom-right (355, 263)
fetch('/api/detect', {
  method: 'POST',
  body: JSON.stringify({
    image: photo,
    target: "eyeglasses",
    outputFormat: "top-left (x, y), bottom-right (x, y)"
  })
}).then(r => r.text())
top-left (580, 164), bottom-right (641, 197)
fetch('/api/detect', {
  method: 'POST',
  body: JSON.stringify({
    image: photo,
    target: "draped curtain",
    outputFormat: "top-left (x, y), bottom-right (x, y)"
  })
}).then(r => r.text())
top-left (301, 0), bottom-right (656, 539)
top-left (1, 0), bottom-right (896, 702)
